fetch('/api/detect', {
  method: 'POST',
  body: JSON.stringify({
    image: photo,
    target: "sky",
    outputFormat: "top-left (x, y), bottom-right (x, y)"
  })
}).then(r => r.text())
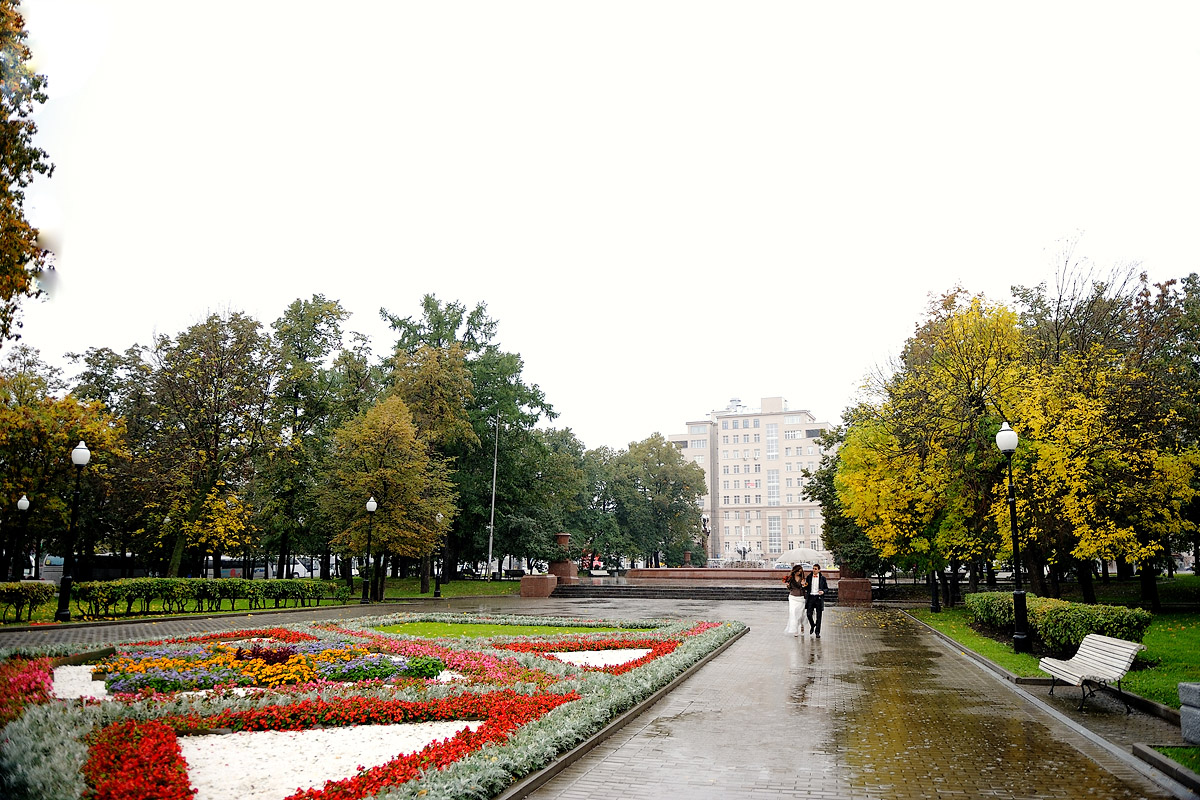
top-left (14, 1), bottom-right (1200, 451)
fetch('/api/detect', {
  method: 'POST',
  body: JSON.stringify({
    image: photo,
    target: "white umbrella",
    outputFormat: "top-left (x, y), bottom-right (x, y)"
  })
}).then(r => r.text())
top-left (772, 547), bottom-right (826, 568)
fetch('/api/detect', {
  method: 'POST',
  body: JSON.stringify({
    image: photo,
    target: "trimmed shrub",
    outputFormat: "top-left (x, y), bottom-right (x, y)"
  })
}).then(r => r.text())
top-left (963, 591), bottom-right (1153, 655)
top-left (0, 582), bottom-right (56, 623)
top-left (1028, 596), bottom-right (1152, 656)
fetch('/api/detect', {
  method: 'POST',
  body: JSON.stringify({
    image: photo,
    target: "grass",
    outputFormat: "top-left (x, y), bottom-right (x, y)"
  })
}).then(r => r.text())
top-left (375, 621), bottom-right (641, 637)
top-left (4, 575), bottom-right (521, 626)
top-left (909, 607), bottom-right (1200, 709)
top-left (1121, 612), bottom-right (1200, 708)
top-left (1153, 747), bottom-right (1200, 775)
top-left (909, 607), bottom-right (1043, 676)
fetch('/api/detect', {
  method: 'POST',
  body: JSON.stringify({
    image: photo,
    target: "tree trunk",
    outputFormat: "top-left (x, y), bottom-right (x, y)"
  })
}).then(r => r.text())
top-left (167, 531), bottom-right (187, 578)
top-left (1101, 558), bottom-right (1110, 582)
top-left (1077, 557), bottom-right (1097, 603)
top-left (420, 555), bottom-right (431, 594)
top-left (1139, 557), bottom-right (1161, 612)
top-left (320, 549), bottom-right (331, 581)
top-left (1116, 557), bottom-right (1133, 580)
top-left (373, 553), bottom-right (386, 601)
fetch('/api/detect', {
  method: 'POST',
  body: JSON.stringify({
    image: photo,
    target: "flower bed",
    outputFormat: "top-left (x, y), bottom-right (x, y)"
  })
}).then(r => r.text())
top-left (0, 612), bottom-right (745, 800)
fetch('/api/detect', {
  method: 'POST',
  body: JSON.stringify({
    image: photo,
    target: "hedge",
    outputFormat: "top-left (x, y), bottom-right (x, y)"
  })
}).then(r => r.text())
top-left (68, 578), bottom-right (352, 619)
top-left (964, 591), bottom-right (1153, 655)
top-left (0, 582), bottom-right (56, 623)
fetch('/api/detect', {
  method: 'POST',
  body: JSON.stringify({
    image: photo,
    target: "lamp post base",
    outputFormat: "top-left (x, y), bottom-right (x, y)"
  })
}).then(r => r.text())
top-left (1013, 589), bottom-right (1031, 653)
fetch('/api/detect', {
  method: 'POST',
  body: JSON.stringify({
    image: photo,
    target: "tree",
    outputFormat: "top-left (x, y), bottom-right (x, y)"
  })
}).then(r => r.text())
top-left (320, 395), bottom-right (455, 598)
top-left (611, 434), bottom-right (706, 567)
top-left (0, 346), bottom-right (122, 580)
top-left (148, 312), bottom-right (275, 576)
top-left (259, 296), bottom-right (349, 580)
top-left (802, 421), bottom-right (885, 581)
top-left (0, 1), bottom-right (54, 342)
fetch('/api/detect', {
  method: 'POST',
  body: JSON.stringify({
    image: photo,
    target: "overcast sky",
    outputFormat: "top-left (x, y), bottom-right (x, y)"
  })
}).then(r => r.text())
top-left (15, 1), bottom-right (1200, 450)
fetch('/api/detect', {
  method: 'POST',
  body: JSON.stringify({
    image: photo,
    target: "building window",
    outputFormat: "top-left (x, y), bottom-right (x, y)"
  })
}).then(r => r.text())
top-left (755, 495), bottom-right (762, 503)
top-left (722, 465), bottom-right (729, 474)
top-left (810, 509), bottom-right (818, 518)
top-left (744, 495), bottom-right (750, 504)
top-left (724, 496), bottom-right (731, 504)
top-left (724, 541), bottom-right (730, 551)
top-left (722, 481), bottom-right (729, 490)
top-left (785, 430), bottom-right (801, 440)
top-left (786, 493), bottom-right (793, 503)
top-left (722, 420), bottom-right (728, 429)
top-left (733, 464), bottom-right (740, 474)
top-left (722, 435), bottom-right (728, 444)
top-left (786, 478), bottom-right (793, 488)
top-left (768, 518), bottom-right (781, 552)
top-left (811, 540), bottom-right (818, 550)
top-left (754, 464), bottom-right (761, 473)
top-left (733, 480), bottom-right (740, 489)
top-left (724, 511), bottom-right (731, 520)
top-left (806, 429), bottom-right (824, 438)
top-left (690, 424), bottom-right (706, 434)
top-left (690, 439), bottom-right (706, 449)
top-left (754, 419), bottom-right (760, 427)
top-left (766, 423), bottom-right (778, 460)
top-left (767, 470), bottom-right (779, 507)
top-left (807, 446), bottom-right (814, 455)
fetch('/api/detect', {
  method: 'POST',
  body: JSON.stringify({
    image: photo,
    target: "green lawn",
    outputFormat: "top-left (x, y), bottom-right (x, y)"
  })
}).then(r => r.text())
top-left (909, 607), bottom-right (1200, 708)
top-left (1121, 612), bottom-right (1200, 708)
top-left (1153, 746), bottom-right (1200, 775)
top-left (909, 607), bottom-right (1043, 676)
top-left (376, 621), bottom-right (640, 638)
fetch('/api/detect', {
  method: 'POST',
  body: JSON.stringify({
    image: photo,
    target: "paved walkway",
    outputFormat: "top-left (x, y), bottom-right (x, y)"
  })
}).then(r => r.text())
top-left (2, 598), bottom-right (1195, 800)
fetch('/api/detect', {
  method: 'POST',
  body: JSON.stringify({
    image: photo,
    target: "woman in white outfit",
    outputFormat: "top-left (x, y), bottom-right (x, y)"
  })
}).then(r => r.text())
top-left (783, 564), bottom-right (806, 636)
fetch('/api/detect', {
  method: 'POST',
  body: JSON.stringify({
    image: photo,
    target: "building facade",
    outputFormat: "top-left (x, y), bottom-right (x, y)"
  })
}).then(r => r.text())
top-left (669, 397), bottom-right (832, 566)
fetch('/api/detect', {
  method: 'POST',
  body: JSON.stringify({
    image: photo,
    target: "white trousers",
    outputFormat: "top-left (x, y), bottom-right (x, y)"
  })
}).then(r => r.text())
top-left (784, 594), bottom-right (805, 634)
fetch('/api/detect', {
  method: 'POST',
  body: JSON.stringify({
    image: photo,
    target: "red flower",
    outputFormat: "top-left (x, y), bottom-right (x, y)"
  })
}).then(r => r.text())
top-left (83, 720), bottom-right (195, 800)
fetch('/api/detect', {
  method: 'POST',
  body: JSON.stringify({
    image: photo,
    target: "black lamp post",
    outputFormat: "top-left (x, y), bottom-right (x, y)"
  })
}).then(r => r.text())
top-left (55, 441), bottom-right (90, 623)
top-left (360, 496), bottom-right (377, 604)
top-left (13, 494), bottom-right (30, 581)
top-left (433, 513), bottom-right (444, 599)
top-left (996, 422), bottom-right (1031, 653)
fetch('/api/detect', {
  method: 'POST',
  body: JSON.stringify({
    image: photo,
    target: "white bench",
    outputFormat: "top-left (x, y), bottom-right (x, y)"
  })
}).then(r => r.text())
top-left (1038, 633), bottom-right (1145, 712)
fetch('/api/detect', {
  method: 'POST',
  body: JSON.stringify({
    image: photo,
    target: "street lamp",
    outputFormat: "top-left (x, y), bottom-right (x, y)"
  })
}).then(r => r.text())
top-left (13, 494), bottom-right (30, 581)
top-left (55, 441), bottom-right (91, 623)
top-left (996, 421), bottom-right (1031, 653)
top-left (433, 513), bottom-right (444, 599)
top-left (360, 496), bottom-right (377, 604)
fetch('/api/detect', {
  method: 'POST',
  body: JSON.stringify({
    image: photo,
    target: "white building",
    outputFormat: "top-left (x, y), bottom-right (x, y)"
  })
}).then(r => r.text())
top-left (669, 397), bottom-right (833, 566)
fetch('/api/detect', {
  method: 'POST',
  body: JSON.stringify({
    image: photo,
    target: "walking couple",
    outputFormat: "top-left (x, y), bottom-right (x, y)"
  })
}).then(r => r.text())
top-left (783, 563), bottom-right (828, 637)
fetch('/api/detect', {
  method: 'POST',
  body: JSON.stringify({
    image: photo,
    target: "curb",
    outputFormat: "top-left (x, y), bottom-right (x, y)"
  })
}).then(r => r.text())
top-left (493, 625), bottom-right (750, 800)
top-left (1133, 744), bottom-right (1200, 793)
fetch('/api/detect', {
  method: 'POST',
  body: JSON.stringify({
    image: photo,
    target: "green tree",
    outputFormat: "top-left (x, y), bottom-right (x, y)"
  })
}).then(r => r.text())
top-left (148, 312), bottom-right (275, 577)
top-left (611, 434), bottom-right (706, 567)
top-left (0, 1), bottom-right (54, 342)
top-left (259, 295), bottom-right (349, 580)
top-left (320, 395), bottom-right (455, 599)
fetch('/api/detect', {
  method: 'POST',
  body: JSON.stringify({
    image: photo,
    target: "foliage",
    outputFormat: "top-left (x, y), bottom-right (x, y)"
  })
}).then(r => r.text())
top-left (0, 1), bottom-right (55, 341)
top-left (321, 395), bottom-right (455, 561)
top-left (963, 591), bottom-right (1152, 655)
top-left (610, 434), bottom-right (707, 567)
top-left (0, 581), bottom-right (54, 622)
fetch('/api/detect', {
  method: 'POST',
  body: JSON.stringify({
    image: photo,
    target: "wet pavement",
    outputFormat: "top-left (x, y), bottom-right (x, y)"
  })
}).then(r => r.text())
top-left (1, 597), bottom-right (1195, 800)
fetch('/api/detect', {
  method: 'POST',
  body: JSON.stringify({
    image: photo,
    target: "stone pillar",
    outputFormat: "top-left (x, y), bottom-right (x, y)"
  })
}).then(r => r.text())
top-left (836, 563), bottom-right (873, 607)
top-left (548, 532), bottom-right (578, 586)
top-left (1181, 683), bottom-right (1200, 744)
